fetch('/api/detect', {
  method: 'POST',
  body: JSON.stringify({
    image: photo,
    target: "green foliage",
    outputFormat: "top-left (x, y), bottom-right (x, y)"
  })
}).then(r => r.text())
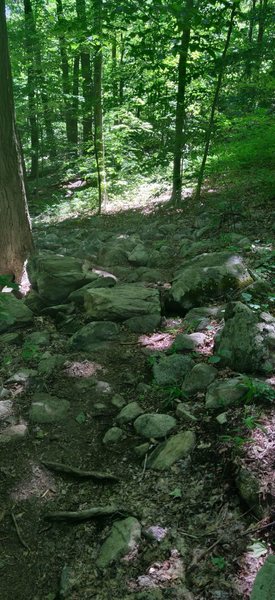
top-left (22, 342), bottom-right (40, 362)
top-left (243, 377), bottom-right (275, 404)
top-left (211, 556), bottom-right (227, 570)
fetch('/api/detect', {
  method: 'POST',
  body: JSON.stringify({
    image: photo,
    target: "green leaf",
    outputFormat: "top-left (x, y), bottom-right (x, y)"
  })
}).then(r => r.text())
top-left (208, 355), bottom-right (221, 364)
top-left (248, 541), bottom-right (267, 558)
top-left (169, 487), bottom-right (182, 498)
top-left (211, 556), bottom-right (227, 570)
top-left (75, 411), bottom-right (86, 425)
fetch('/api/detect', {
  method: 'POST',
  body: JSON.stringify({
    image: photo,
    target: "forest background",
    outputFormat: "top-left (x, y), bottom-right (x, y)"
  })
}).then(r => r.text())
top-left (5, 0), bottom-right (275, 218)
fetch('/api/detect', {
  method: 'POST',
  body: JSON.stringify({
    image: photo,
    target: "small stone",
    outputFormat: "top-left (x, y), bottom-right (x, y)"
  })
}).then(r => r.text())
top-left (96, 517), bottom-right (141, 568)
top-left (6, 368), bottom-right (37, 385)
top-left (134, 413), bottom-right (177, 439)
top-left (116, 402), bottom-right (144, 424)
top-left (111, 394), bottom-right (126, 409)
top-left (69, 321), bottom-right (119, 350)
top-left (125, 314), bottom-right (161, 333)
top-left (25, 331), bottom-right (50, 347)
top-left (176, 404), bottom-right (197, 422)
top-left (0, 400), bottom-right (13, 421)
top-left (38, 354), bottom-right (66, 376)
top-left (147, 431), bottom-right (196, 471)
top-left (134, 443), bottom-right (150, 458)
top-left (103, 427), bottom-right (123, 444)
top-left (0, 421), bottom-right (28, 443)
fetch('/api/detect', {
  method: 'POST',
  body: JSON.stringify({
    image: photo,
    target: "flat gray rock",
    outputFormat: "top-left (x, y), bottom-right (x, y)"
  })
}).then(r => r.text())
top-left (170, 252), bottom-right (253, 311)
top-left (205, 377), bottom-right (250, 410)
top-left (147, 431), bottom-right (196, 470)
top-left (0, 400), bottom-right (13, 421)
top-left (27, 253), bottom-right (90, 304)
top-left (134, 413), bottom-right (177, 439)
top-left (29, 392), bottom-right (70, 423)
top-left (84, 284), bottom-right (160, 321)
top-left (96, 517), bottom-right (141, 568)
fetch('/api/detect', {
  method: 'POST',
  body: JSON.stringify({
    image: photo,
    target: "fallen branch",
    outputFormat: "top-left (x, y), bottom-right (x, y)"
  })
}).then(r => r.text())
top-left (44, 505), bottom-right (129, 522)
top-left (41, 460), bottom-right (119, 482)
top-left (11, 511), bottom-right (31, 552)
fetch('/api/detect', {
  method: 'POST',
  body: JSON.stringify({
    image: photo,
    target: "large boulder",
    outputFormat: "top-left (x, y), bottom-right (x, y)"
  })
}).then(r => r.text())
top-left (0, 294), bottom-right (33, 333)
top-left (215, 302), bottom-right (275, 374)
top-left (68, 270), bottom-right (117, 306)
top-left (97, 236), bottom-right (141, 267)
top-left (170, 252), bottom-right (253, 311)
top-left (205, 376), bottom-right (250, 410)
top-left (27, 253), bottom-right (91, 304)
top-left (182, 363), bottom-right (218, 395)
top-left (84, 284), bottom-right (160, 321)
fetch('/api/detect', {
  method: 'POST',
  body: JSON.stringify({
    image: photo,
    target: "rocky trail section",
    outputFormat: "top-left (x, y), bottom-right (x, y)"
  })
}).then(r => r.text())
top-left (0, 207), bottom-right (274, 600)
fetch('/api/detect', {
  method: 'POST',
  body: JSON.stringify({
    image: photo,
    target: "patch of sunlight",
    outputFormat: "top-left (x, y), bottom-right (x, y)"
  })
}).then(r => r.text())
top-left (63, 360), bottom-right (105, 378)
top-left (11, 462), bottom-right (56, 501)
top-left (138, 332), bottom-right (174, 352)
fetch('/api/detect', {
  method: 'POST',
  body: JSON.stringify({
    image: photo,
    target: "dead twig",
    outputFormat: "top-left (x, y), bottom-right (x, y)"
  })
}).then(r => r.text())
top-left (187, 535), bottom-right (224, 572)
top-left (11, 511), bottom-right (31, 552)
top-left (41, 460), bottom-right (120, 482)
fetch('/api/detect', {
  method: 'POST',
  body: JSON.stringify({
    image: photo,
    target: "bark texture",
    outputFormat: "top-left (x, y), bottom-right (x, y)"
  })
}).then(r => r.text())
top-left (0, 0), bottom-right (33, 280)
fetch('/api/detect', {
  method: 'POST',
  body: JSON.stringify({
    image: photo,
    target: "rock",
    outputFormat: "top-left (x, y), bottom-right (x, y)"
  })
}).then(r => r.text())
top-left (68, 272), bottom-right (117, 306)
top-left (205, 376), bottom-right (250, 409)
top-left (29, 392), bottom-right (70, 423)
top-left (136, 268), bottom-right (162, 283)
top-left (0, 294), bottom-right (33, 333)
top-left (111, 394), bottom-right (126, 409)
top-left (182, 363), bottom-right (218, 394)
top-left (25, 331), bottom-right (50, 347)
top-left (0, 332), bottom-right (21, 345)
top-left (179, 240), bottom-right (210, 258)
top-left (183, 306), bottom-right (223, 332)
top-left (134, 443), bottom-right (150, 458)
top-left (147, 431), bottom-right (196, 470)
top-left (250, 555), bottom-right (275, 600)
top-left (134, 413), bottom-right (177, 439)
top-left (176, 404), bottom-right (197, 422)
top-left (171, 333), bottom-right (206, 352)
top-left (37, 354), bottom-right (66, 376)
top-left (23, 290), bottom-right (47, 314)
top-left (170, 252), bottom-right (253, 311)
top-left (153, 355), bottom-right (194, 386)
top-left (96, 517), bottom-right (141, 568)
top-left (214, 302), bottom-right (275, 374)
top-left (27, 253), bottom-right (90, 304)
top-left (116, 402), bottom-right (144, 424)
top-left (69, 321), bottom-right (120, 351)
top-left (103, 427), bottom-right (123, 444)
top-left (127, 244), bottom-right (149, 266)
top-left (125, 314), bottom-right (161, 333)
top-left (0, 421), bottom-right (28, 443)
top-left (98, 236), bottom-right (141, 267)
top-left (0, 400), bottom-right (13, 420)
top-left (84, 284), bottom-right (160, 322)
top-left (6, 368), bottom-right (37, 386)
top-left (236, 468), bottom-right (263, 517)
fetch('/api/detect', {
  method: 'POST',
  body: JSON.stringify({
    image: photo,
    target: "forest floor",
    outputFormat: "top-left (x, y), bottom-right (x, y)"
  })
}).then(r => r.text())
top-left (0, 171), bottom-right (274, 600)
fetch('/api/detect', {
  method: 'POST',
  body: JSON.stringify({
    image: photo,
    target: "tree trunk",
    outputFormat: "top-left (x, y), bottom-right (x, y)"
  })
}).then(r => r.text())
top-left (93, 0), bottom-right (107, 213)
top-left (256, 0), bottom-right (268, 69)
top-left (119, 33), bottom-right (125, 105)
top-left (24, 0), bottom-right (56, 159)
top-left (111, 34), bottom-right (118, 104)
top-left (170, 0), bottom-right (193, 206)
top-left (0, 0), bottom-right (33, 280)
top-left (71, 54), bottom-right (79, 145)
top-left (76, 0), bottom-right (93, 148)
top-left (24, 0), bottom-right (39, 179)
top-left (56, 0), bottom-right (78, 149)
top-left (195, 2), bottom-right (237, 203)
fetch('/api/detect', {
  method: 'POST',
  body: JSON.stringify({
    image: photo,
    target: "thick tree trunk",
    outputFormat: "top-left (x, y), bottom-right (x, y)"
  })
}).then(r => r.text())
top-left (0, 0), bottom-right (33, 280)
top-left (71, 54), bottom-right (80, 145)
top-left (56, 0), bottom-right (78, 149)
top-left (195, 2), bottom-right (237, 203)
top-left (76, 0), bottom-right (93, 148)
top-left (170, 0), bottom-right (193, 206)
top-left (93, 0), bottom-right (107, 213)
top-left (24, 0), bottom-right (39, 179)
